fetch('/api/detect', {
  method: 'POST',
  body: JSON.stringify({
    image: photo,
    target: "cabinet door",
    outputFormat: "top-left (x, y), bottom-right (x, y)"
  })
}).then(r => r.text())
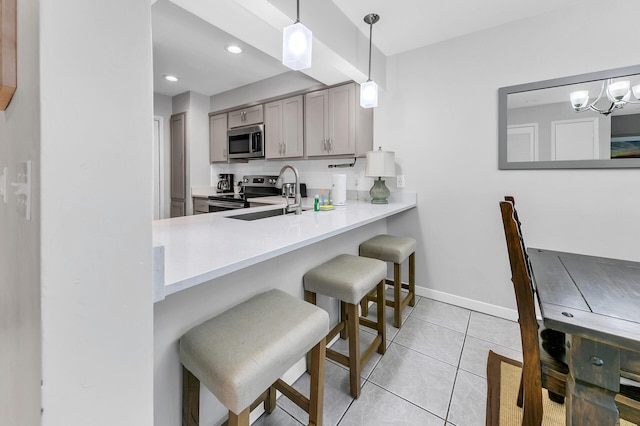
top-left (209, 113), bottom-right (228, 163)
top-left (281, 95), bottom-right (304, 158)
top-left (328, 83), bottom-right (356, 155)
top-left (305, 90), bottom-right (329, 157)
top-left (192, 197), bottom-right (209, 214)
top-left (228, 104), bottom-right (264, 128)
top-left (244, 105), bottom-right (263, 126)
top-left (170, 112), bottom-right (186, 200)
top-left (265, 100), bottom-right (283, 159)
top-left (170, 200), bottom-right (185, 218)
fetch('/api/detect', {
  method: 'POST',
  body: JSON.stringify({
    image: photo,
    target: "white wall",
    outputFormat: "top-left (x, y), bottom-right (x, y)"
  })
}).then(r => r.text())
top-left (39, 0), bottom-right (154, 424)
top-left (0, 0), bottom-right (41, 424)
top-left (171, 91), bottom-right (210, 214)
top-left (382, 0), bottom-right (640, 314)
top-left (187, 92), bottom-right (211, 192)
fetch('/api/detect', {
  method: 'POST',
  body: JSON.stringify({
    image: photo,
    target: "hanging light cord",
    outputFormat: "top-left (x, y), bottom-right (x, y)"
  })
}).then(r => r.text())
top-left (367, 20), bottom-right (373, 82)
top-left (295, 0), bottom-right (300, 23)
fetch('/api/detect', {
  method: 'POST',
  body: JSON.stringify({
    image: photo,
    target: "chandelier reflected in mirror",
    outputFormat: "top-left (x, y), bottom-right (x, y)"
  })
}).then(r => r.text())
top-left (569, 79), bottom-right (640, 115)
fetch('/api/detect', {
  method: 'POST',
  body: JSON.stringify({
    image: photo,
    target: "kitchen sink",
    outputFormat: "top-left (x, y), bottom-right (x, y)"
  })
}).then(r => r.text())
top-left (227, 206), bottom-right (312, 221)
top-left (227, 208), bottom-right (287, 221)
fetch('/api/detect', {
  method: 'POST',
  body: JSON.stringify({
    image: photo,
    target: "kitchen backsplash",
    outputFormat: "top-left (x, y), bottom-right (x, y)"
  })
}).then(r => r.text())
top-left (211, 158), bottom-right (399, 200)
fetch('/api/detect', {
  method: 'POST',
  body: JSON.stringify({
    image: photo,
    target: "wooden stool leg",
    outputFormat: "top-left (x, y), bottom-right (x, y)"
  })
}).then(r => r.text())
top-left (347, 303), bottom-right (361, 398)
top-left (409, 252), bottom-right (416, 307)
top-left (265, 386), bottom-right (276, 414)
top-left (308, 337), bottom-right (326, 426)
top-left (182, 367), bottom-right (200, 426)
top-left (340, 301), bottom-right (348, 340)
top-left (393, 262), bottom-right (402, 328)
top-left (376, 279), bottom-right (386, 355)
top-left (228, 407), bottom-right (250, 426)
top-left (360, 297), bottom-right (369, 317)
top-left (304, 290), bottom-right (317, 373)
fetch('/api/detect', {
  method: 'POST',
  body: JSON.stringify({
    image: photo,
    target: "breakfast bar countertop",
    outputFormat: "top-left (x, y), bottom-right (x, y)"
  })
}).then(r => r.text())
top-left (152, 193), bottom-right (416, 302)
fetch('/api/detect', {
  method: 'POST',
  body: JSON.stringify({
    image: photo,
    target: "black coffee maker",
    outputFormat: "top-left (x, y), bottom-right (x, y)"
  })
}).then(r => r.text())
top-left (216, 174), bottom-right (234, 193)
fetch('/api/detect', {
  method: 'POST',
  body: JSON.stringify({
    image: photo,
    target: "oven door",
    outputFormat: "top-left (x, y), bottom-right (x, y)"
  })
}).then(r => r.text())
top-left (207, 199), bottom-right (249, 212)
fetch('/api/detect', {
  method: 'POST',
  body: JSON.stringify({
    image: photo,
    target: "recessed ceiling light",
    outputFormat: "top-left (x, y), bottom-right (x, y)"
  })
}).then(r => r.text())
top-left (163, 75), bottom-right (178, 82)
top-left (225, 44), bottom-right (242, 54)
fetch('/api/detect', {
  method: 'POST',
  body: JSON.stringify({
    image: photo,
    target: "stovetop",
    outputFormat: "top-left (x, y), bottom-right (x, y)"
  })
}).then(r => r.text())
top-left (209, 175), bottom-right (279, 203)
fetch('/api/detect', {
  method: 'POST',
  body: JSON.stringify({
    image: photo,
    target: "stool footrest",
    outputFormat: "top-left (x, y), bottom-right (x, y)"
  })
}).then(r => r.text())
top-left (273, 378), bottom-right (309, 413)
top-left (359, 317), bottom-right (378, 331)
top-left (361, 335), bottom-right (384, 366)
top-left (327, 321), bottom-right (346, 343)
top-left (326, 348), bottom-right (349, 366)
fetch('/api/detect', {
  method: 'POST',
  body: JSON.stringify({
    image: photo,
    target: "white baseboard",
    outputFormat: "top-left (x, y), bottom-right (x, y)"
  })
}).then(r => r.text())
top-left (415, 285), bottom-right (518, 322)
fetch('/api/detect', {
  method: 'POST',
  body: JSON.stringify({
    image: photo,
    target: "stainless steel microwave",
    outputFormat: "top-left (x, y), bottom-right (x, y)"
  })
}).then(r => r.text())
top-left (227, 124), bottom-right (264, 159)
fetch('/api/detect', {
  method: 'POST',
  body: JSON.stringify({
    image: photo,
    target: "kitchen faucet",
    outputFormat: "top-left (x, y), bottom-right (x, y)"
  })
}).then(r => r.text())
top-left (275, 164), bottom-right (302, 215)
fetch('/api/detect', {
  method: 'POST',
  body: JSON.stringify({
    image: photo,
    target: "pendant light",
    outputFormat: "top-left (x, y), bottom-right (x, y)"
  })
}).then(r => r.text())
top-left (282, 0), bottom-right (312, 71)
top-left (360, 13), bottom-right (379, 108)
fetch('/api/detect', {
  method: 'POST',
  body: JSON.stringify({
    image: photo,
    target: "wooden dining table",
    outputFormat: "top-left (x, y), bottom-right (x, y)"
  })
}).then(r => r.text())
top-left (528, 248), bottom-right (640, 425)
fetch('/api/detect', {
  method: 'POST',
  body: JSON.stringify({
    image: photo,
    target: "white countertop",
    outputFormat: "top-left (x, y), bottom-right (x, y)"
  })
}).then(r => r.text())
top-left (152, 193), bottom-right (416, 302)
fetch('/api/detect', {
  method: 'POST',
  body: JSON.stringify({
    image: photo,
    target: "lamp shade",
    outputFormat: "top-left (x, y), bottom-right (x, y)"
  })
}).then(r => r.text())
top-left (360, 80), bottom-right (378, 108)
top-left (365, 149), bottom-right (395, 178)
top-left (570, 90), bottom-right (589, 109)
top-left (282, 22), bottom-right (312, 71)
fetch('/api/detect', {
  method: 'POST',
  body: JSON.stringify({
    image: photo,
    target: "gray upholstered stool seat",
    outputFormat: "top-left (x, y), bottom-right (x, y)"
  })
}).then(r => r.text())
top-left (304, 254), bottom-right (386, 399)
top-left (180, 289), bottom-right (329, 426)
top-left (359, 234), bottom-right (417, 328)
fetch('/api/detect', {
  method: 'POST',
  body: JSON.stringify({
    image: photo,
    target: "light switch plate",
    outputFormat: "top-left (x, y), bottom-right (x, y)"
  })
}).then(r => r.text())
top-left (12, 160), bottom-right (31, 220)
top-left (0, 167), bottom-right (6, 203)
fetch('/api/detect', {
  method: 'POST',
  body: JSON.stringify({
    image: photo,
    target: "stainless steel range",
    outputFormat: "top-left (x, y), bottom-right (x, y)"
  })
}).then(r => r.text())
top-left (207, 175), bottom-right (279, 212)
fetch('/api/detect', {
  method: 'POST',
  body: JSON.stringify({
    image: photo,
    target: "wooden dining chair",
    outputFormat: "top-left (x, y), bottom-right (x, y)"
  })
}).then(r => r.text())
top-left (499, 197), bottom-right (640, 425)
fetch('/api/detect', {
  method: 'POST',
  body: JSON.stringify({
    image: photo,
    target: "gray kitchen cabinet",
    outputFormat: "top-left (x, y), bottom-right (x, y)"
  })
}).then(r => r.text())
top-left (228, 104), bottom-right (263, 128)
top-left (265, 95), bottom-right (304, 159)
top-left (305, 82), bottom-right (373, 158)
top-left (170, 112), bottom-right (186, 217)
top-left (170, 200), bottom-right (185, 217)
top-left (209, 113), bottom-right (228, 163)
top-left (192, 197), bottom-right (209, 214)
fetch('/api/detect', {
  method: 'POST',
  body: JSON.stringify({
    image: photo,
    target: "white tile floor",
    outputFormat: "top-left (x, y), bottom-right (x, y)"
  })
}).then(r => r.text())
top-left (254, 293), bottom-right (523, 426)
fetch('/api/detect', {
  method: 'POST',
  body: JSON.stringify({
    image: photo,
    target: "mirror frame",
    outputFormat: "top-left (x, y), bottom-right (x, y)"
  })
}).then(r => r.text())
top-left (498, 64), bottom-right (640, 169)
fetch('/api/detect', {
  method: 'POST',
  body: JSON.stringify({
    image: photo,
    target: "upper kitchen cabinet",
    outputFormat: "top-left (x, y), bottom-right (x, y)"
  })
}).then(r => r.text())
top-left (209, 113), bottom-right (228, 163)
top-left (305, 83), bottom-right (373, 158)
top-left (265, 95), bottom-right (304, 159)
top-left (228, 104), bottom-right (263, 128)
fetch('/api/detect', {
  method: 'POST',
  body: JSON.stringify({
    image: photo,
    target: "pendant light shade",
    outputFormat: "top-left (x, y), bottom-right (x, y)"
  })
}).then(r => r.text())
top-left (282, 1), bottom-right (312, 71)
top-left (360, 80), bottom-right (378, 108)
top-left (360, 13), bottom-right (380, 109)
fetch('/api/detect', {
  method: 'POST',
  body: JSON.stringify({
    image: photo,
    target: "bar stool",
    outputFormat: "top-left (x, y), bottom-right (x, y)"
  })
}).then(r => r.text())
top-left (179, 289), bottom-right (329, 426)
top-left (303, 254), bottom-right (386, 399)
top-left (359, 234), bottom-right (416, 328)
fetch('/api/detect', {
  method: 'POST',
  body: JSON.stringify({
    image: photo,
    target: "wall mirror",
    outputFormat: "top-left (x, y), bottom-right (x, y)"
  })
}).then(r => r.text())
top-left (498, 65), bottom-right (640, 169)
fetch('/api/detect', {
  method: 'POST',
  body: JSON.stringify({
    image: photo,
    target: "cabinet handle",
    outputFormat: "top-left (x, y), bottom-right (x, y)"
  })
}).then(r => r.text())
top-left (282, 142), bottom-right (286, 155)
top-left (322, 138), bottom-right (327, 152)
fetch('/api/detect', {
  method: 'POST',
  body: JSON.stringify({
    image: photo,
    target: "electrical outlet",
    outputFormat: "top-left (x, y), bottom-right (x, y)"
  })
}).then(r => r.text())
top-left (397, 175), bottom-right (405, 188)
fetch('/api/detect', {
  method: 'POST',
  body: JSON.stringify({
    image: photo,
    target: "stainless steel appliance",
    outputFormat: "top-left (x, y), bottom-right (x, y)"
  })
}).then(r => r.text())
top-left (207, 175), bottom-right (279, 212)
top-left (227, 124), bottom-right (264, 159)
top-left (216, 173), bottom-right (234, 193)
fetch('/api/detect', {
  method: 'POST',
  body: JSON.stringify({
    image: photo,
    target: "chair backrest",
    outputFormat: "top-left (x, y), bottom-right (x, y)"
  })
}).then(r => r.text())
top-left (499, 199), bottom-right (543, 426)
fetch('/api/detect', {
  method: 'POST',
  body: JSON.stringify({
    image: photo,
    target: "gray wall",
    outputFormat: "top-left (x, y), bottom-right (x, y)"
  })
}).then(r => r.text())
top-left (0, 0), bottom-right (41, 424)
top-left (382, 0), bottom-right (640, 314)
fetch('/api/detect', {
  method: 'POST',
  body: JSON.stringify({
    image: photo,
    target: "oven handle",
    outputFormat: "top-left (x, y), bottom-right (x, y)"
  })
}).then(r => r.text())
top-left (207, 200), bottom-right (246, 209)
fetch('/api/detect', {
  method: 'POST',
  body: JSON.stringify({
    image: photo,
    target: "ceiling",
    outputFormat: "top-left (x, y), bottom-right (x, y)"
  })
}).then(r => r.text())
top-left (152, 0), bottom-right (584, 97)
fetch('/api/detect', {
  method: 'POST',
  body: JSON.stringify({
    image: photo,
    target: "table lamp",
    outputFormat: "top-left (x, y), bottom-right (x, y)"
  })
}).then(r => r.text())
top-left (365, 147), bottom-right (395, 204)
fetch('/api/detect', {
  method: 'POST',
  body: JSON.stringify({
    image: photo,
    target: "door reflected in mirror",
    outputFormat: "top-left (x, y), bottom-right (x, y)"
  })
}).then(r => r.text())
top-left (499, 65), bottom-right (640, 169)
